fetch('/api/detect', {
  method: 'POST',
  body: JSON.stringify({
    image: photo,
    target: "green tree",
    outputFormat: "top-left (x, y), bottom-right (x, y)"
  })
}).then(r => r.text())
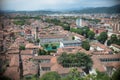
top-left (107, 40), bottom-right (112, 46)
top-left (52, 45), bottom-right (57, 49)
top-left (96, 71), bottom-right (110, 80)
top-left (40, 72), bottom-right (61, 80)
top-left (107, 34), bottom-right (120, 46)
top-left (57, 52), bottom-right (67, 65)
top-left (38, 49), bottom-right (48, 55)
top-left (58, 52), bottom-right (93, 73)
top-left (44, 44), bottom-right (49, 48)
top-left (97, 32), bottom-right (108, 44)
top-left (19, 45), bottom-right (25, 50)
top-left (87, 31), bottom-right (95, 39)
top-left (110, 34), bottom-right (118, 44)
top-left (0, 76), bottom-right (12, 80)
top-left (82, 27), bottom-right (90, 38)
top-left (72, 36), bottom-right (75, 40)
top-left (81, 71), bottom-right (110, 80)
top-left (61, 68), bottom-right (81, 80)
top-left (36, 38), bottom-right (40, 43)
top-left (82, 40), bottom-right (90, 51)
top-left (70, 28), bottom-right (83, 35)
top-left (112, 68), bottom-right (120, 80)
top-left (116, 39), bottom-right (120, 45)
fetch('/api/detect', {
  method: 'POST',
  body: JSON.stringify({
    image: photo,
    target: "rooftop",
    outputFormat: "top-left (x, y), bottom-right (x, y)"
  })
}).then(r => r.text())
top-left (3, 67), bottom-right (20, 80)
top-left (61, 40), bottom-right (81, 44)
top-left (20, 50), bottom-right (34, 55)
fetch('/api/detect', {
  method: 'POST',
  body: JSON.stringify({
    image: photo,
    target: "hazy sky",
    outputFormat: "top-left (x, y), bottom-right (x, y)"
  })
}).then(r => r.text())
top-left (0, 0), bottom-right (120, 11)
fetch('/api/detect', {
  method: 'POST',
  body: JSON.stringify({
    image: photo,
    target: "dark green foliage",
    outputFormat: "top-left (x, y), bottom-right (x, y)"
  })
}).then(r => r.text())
top-left (0, 76), bottom-right (12, 80)
top-left (82, 40), bottom-right (90, 51)
top-left (107, 40), bottom-right (112, 46)
top-left (58, 52), bottom-right (93, 69)
top-left (38, 49), bottom-right (48, 55)
top-left (97, 32), bottom-right (108, 44)
top-left (110, 34), bottom-right (118, 43)
top-left (116, 39), bottom-right (120, 45)
top-left (61, 68), bottom-right (81, 80)
top-left (95, 71), bottom-right (110, 80)
top-left (70, 28), bottom-right (83, 35)
top-left (13, 20), bottom-right (26, 26)
top-left (36, 38), bottom-right (40, 43)
top-left (70, 27), bottom-right (94, 39)
top-left (82, 27), bottom-right (90, 38)
top-left (44, 44), bottom-right (49, 48)
top-left (40, 72), bottom-right (61, 80)
top-left (107, 34), bottom-right (120, 46)
top-left (52, 45), bottom-right (57, 49)
top-left (72, 36), bottom-right (75, 40)
top-left (112, 68), bottom-right (120, 80)
top-left (19, 45), bottom-right (25, 50)
top-left (87, 31), bottom-right (95, 39)
top-left (45, 18), bottom-right (70, 30)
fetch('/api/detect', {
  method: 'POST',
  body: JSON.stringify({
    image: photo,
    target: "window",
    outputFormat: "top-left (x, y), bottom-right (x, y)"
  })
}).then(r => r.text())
top-left (100, 58), bottom-right (120, 62)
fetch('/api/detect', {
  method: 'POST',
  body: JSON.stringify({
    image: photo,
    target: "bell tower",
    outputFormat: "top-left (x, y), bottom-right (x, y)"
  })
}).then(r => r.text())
top-left (35, 26), bottom-right (39, 40)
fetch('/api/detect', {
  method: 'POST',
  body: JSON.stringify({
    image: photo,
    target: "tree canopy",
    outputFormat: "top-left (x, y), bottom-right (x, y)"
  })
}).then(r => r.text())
top-left (19, 45), bottom-right (25, 50)
top-left (107, 34), bottom-right (120, 46)
top-left (112, 68), bottom-right (120, 80)
top-left (97, 32), bottom-right (108, 44)
top-left (40, 72), bottom-right (61, 80)
top-left (82, 40), bottom-right (90, 51)
top-left (57, 52), bottom-right (93, 69)
top-left (87, 31), bottom-right (95, 39)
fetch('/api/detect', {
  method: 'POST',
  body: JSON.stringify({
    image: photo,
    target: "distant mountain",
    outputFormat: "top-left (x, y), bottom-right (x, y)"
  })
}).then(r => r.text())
top-left (69, 5), bottom-right (120, 14)
top-left (1, 5), bottom-right (120, 14)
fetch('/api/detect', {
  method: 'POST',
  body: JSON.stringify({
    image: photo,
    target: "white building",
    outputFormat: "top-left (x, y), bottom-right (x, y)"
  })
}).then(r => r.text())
top-left (76, 18), bottom-right (83, 28)
top-left (60, 40), bottom-right (82, 48)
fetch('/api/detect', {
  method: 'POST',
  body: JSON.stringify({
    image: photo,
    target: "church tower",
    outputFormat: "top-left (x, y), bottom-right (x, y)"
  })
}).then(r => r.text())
top-left (35, 26), bottom-right (39, 40)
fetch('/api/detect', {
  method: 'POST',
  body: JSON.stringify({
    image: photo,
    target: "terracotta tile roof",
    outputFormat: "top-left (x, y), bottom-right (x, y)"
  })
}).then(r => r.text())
top-left (7, 49), bottom-right (19, 54)
top-left (90, 42), bottom-right (112, 53)
top-left (3, 67), bottom-right (20, 80)
top-left (91, 55), bottom-right (106, 72)
top-left (92, 54), bottom-right (120, 72)
top-left (8, 43), bottom-right (19, 50)
top-left (33, 55), bottom-right (53, 60)
top-left (23, 61), bottom-right (38, 76)
top-left (39, 35), bottom-right (66, 39)
top-left (21, 55), bottom-right (38, 76)
top-left (25, 43), bottom-right (41, 49)
top-left (57, 46), bottom-right (91, 55)
top-left (9, 54), bottom-right (19, 67)
top-left (20, 50), bottom-right (34, 55)
top-left (21, 55), bottom-right (33, 61)
top-left (38, 55), bottom-right (84, 75)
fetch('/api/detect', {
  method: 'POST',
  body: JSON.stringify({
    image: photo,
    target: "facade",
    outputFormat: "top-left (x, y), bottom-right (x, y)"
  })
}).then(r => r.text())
top-left (60, 40), bottom-right (82, 48)
top-left (3, 54), bottom-right (20, 80)
top-left (33, 55), bottom-right (85, 77)
top-left (76, 18), bottom-right (83, 28)
top-left (112, 22), bottom-right (120, 33)
top-left (39, 35), bottom-right (66, 44)
top-left (91, 54), bottom-right (120, 76)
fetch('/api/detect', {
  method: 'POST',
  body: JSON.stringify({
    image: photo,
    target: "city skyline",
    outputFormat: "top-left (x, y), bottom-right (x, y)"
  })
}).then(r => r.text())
top-left (0, 0), bottom-right (120, 11)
